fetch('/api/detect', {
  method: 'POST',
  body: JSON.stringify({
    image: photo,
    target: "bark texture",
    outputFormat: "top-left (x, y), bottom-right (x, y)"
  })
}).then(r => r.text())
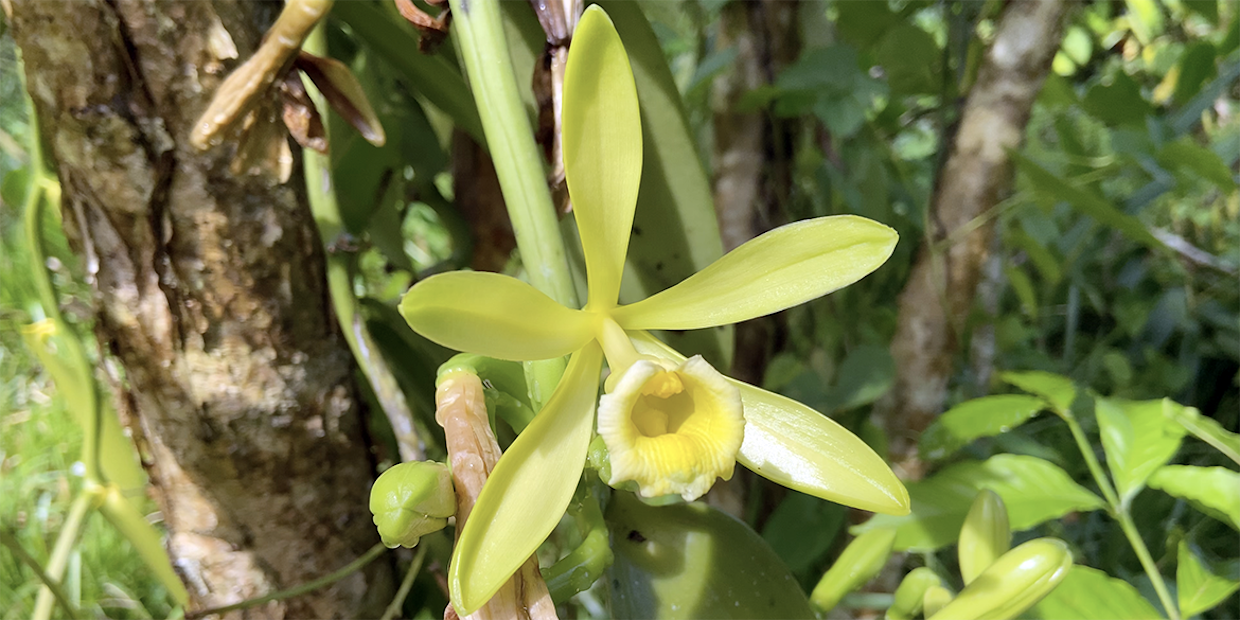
top-left (12, 2), bottom-right (391, 617)
top-left (877, 0), bottom-right (1068, 479)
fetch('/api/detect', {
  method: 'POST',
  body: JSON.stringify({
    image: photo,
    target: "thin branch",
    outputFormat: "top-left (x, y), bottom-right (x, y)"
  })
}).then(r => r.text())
top-left (379, 545), bottom-right (428, 620)
top-left (0, 529), bottom-right (81, 620)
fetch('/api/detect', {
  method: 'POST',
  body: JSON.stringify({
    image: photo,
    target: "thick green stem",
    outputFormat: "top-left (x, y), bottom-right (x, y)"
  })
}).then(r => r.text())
top-left (447, 0), bottom-right (579, 409)
top-left (1061, 411), bottom-right (1179, 620)
top-left (32, 490), bottom-right (96, 620)
top-left (1, 530), bottom-right (80, 620)
top-left (445, 0), bottom-right (578, 308)
top-left (303, 25), bottom-right (426, 462)
top-left (186, 543), bottom-right (388, 619)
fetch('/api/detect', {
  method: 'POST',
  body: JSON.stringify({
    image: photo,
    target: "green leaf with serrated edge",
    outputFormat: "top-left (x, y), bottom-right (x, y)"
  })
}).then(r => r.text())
top-left (852, 455), bottom-right (1103, 551)
top-left (1028, 566), bottom-right (1161, 619)
top-left (1166, 405), bottom-right (1240, 466)
top-left (1000, 371), bottom-right (1076, 415)
top-left (607, 491), bottom-right (814, 619)
top-left (1178, 540), bottom-right (1240, 617)
top-left (1095, 397), bottom-right (1187, 505)
top-left (919, 395), bottom-right (1048, 461)
top-left (1149, 465), bottom-right (1240, 530)
top-left (809, 528), bottom-right (896, 613)
top-left (595, 0), bottom-right (731, 367)
top-left (1013, 154), bottom-right (1163, 251)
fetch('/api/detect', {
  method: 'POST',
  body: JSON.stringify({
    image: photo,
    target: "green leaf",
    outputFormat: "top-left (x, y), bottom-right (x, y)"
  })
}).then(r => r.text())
top-left (919, 395), bottom-right (1048, 461)
top-left (852, 455), bottom-right (1104, 551)
top-left (1028, 565), bottom-right (1161, 620)
top-left (1178, 540), bottom-right (1240, 617)
top-left (1148, 465), bottom-right (1240, 530)
top-left (761, 491), bottom-right (846, 582)
top-left (1013, 154), bottom-right (1163, 251)
top-left (1005, 266), bottom-right (1039, 319)
top-left (1165, 405), bottom-right (1240, 466)
top-left (823, 344), bottom-right (895, 412)
top-left (835, 0), bottom-right (899, 47)
top-left (1173, 42), bottom-right (1219, 105)
top-left (607, 491), bottom-right (815, 619)
top-left (1095, 397), bottom-right (1187, 505)
top-left (1159, 135), bottom-right (1236, 193)
top-left (596, 0), bottom-right (731, 367)
top-left (1184, 0), bottom-right (1219, 24)
top-left (877, 23), bottom-right (942, 95)
top-left (1080, 71), bottom-right (1151, 126)
top-left (1000, 371), bottom-right (1076, 415)
top-left (563, 4), bottom-right (643, 308)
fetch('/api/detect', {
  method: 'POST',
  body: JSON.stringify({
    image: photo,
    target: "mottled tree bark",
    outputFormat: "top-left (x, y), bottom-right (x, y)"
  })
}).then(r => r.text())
top-left (877, 0), bottom-right (1068, 479)
top-left (12, 1), bottom-right (392, 617)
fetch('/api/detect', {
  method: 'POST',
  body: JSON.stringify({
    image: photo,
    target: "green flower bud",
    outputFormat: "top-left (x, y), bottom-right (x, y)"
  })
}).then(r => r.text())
top-left (928, 538), bottom-right (1072, 620)
top-left (370, 461), bottom-right (456, 548)
top-left (923, 585), bottom-right (954, 619)
top-left (958, 489), bottom-right (1010, 585)
top-left (810, 527), bottom-right (897, 613)
top-left (886, 567), bottom-right (944, 620)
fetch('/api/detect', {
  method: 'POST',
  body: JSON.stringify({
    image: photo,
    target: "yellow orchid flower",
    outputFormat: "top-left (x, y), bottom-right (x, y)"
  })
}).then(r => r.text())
top-left (399, 6), bottom-right (909, 614)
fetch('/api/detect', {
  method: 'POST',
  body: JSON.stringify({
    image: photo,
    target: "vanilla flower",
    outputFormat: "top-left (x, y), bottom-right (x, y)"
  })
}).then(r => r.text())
top-left (399, 7), bottom-right (909, 614)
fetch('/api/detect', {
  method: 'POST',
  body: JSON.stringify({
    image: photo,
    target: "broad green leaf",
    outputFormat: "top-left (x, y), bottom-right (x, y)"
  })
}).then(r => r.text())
top-left (1000, 371), bottom-right (1076, 415)
top-left (1177, 540), bottom-right (1240, 617)
top-left (399, 272), bottom-right (593, 361)
top-left (614, 216), bottom-right (897, 331)
top-left (563, 5), bottom-right (642, 308)
top-left (1014, 155), bottom-right (1163, 251)
top-left (1173, 42), bottom-right (1219, 105)
top-left (927, 538), bottom-right (1071, 620)
top-left (877, 24), bottom-right (941, 95)
top-left (1166, 405), bottom-right (1240, 466)
top-left (1159, 135), bottom-right (1236, 193)
top-left (607, 491), bottom-right (814, 619)
top-left (1148, 465), bottom-right (1240, 530)
top-left (1081, 71), bottom-right (1151, 126)
top-left (762, 491), bottom-right (846, 582)
top-left (100, 486), bottom-right (190, 605)
top-left (919, 395), bottom-right (1048, 461)
top-left (631, 331), bottom-right (909, 515)
top-left (958, 490), bottom-right (1010, 585)
top-left (1095, 397), bottom-right (1187, 505)
top-left (1028, 566), bottom-right (1161, 620)
top-left (852, 455), bottom-right (1104, 551)
top-left (809, 528), bottom-right (896, 613)
top-left (822, 344), bottom-right (895, 413)
top-left (449, 343), bottom-right (602, 614)
top-left (598, 0), bottom-right (731, 368)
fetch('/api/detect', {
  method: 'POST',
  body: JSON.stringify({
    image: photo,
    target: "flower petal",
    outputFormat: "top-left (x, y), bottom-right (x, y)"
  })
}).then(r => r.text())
top-left (630, 331), bottom-right (909, 515)
top-left (399, 271), bottom-right (593, 361)
top-left (448, 342), bottom-right (603, 614)
top-left (563, 6), bottom-right (642, 308)
top-left (613, 215), bottom-right (897, 330)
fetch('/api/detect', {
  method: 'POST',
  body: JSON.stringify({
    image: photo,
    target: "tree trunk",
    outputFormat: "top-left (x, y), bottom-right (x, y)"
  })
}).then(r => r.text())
top-left (876, 0), bottom-right (1068, 479)
top-left (11, 2), bottom-right (392, 617)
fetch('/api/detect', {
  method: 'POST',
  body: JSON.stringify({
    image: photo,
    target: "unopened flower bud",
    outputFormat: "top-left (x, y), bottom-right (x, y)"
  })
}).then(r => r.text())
top-left (370, 461), bottom-right (455, 548)
top-left (928, 538), bottom-right (1072, 620)
top-left (958, 489), bottom-right (1010, 584)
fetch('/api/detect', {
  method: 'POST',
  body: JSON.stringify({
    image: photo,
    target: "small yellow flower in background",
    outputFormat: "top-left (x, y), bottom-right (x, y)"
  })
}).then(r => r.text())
top-left (598, 355), bottom-right (744, 501)
top-left (399, 6), bottom-right (909, 614)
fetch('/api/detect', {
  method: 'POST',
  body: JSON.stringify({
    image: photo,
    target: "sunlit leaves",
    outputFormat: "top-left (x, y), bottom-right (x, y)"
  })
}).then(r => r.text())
top-left (919, 395), bottom-right (1048, 461)
top-left (1028, 565), bottom-right (1161, 620)
top-left (1148, 465), bottom-right (1240, 530)
top-left (1177, 540), bottom-right (1240, 617)
top-left (1094, 397), bottom-right (1187, 505)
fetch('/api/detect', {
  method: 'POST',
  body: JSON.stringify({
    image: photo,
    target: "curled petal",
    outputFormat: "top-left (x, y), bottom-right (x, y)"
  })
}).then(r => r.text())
top-left (399, 271), bottom-right (593, 361)
top-left (631, 331), bottom-right (909, 515)
top-left (449, 343), bottom-right (603, 615)
top-left (613, 216), bottom-right (897, 330)
top-left (563, 6), bottom-right (642, 308)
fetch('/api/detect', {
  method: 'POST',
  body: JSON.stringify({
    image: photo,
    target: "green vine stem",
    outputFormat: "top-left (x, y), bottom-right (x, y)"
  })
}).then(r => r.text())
top-left (185, 543), bottom-right (388, 620)
top-left (446, 0), bottom-right (581, 408)
top-left (543, 487), bottom-right (613, 603)
top-left (1, 529), bottom-right (80, 620)
top-left (302, 25), bottom-right (427, 462)
top-left (379, 545), bottom-right (429, 620)
top-left (1057, 408), bottom-right (1180, 620)
top-left (31, 491), bottom-right (95, 620)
